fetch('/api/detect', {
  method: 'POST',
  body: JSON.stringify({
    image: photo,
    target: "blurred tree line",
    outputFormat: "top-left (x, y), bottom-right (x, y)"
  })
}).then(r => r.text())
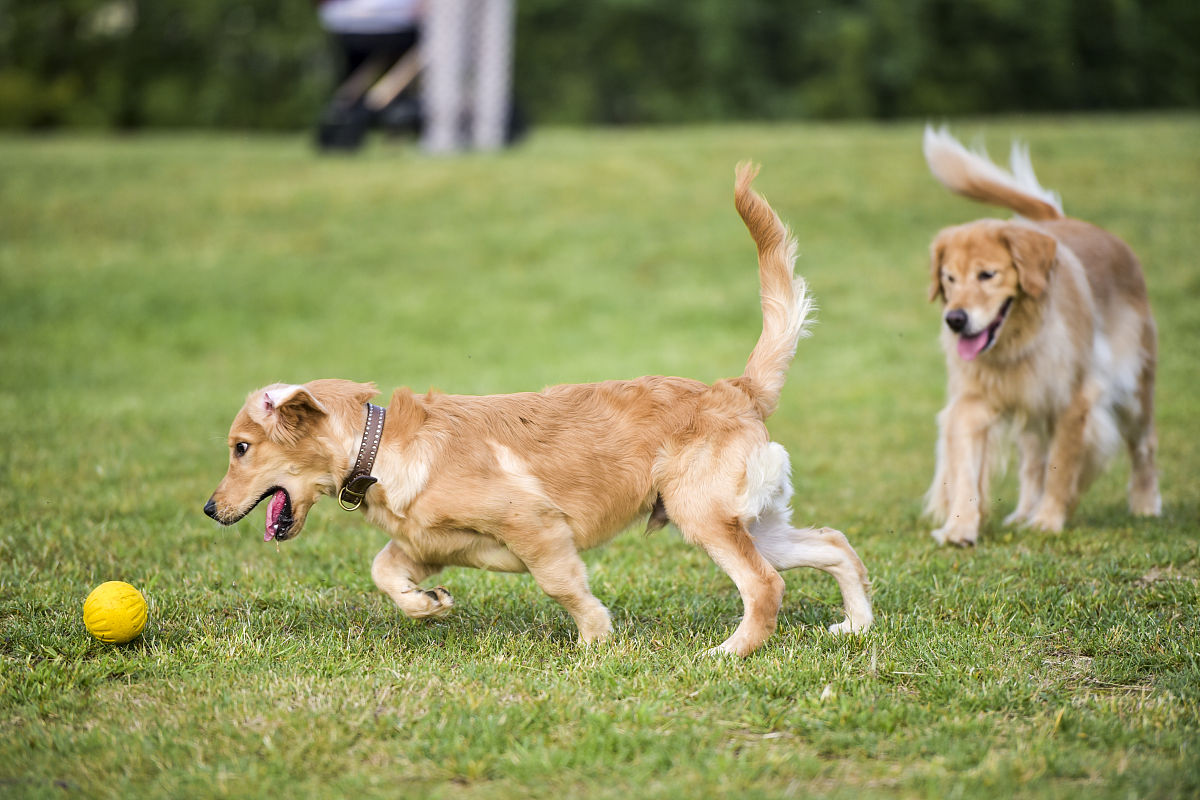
top-left (1, 0), bottom-right (1196, 130)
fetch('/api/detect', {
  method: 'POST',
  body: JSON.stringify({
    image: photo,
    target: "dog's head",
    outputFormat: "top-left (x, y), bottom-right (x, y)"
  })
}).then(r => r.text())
top-left (928, 220), bottom-right (1057, 361)
top-left (203, 380), bottom-right (377, 541)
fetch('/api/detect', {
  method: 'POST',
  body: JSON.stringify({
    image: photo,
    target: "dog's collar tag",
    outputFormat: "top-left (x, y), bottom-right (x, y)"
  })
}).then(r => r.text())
top-left (339, 403), bottom-right (386, 511)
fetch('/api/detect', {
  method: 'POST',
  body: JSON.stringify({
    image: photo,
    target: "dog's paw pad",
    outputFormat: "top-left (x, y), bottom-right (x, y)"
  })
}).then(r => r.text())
top-left (429, 587), bottom-right (454, 612)
top-left (409, 586), bottom-right (454, 618)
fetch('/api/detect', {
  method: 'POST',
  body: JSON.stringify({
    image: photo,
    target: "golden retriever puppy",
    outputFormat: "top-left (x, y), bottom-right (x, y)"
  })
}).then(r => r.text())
top-left (204, 164), bottom-right (873, 656)
top-left (923, 126), bottom-right (1160, 546)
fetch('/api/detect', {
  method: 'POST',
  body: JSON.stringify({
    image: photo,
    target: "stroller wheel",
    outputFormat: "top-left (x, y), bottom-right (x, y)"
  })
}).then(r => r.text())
top-left (317, 105), bottom-right (371, 151)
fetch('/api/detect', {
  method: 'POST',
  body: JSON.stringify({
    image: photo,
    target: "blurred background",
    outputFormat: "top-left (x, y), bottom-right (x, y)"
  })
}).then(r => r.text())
top-left (2, 0), bottom-right (1197, 135)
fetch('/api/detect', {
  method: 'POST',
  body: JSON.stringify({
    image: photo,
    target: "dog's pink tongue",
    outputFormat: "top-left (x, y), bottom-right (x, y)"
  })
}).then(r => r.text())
top-left (957, 331), bottom-right (989, 361)
top-left (265, 490), bottom-right (286, 542)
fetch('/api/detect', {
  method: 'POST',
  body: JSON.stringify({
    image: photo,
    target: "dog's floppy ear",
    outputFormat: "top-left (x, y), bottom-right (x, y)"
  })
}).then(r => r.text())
top-left (928, 236), bottom-right (947, 303)
top-left (1002, 225), bottom-right (1057, 298)
top-left (256, 384), bottom-right (328, 445)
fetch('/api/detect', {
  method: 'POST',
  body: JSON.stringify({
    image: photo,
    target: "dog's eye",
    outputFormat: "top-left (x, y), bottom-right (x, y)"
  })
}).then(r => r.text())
top-left (943, 274), bottom-right (956, 284)
top-left (234, 442), bottom-right (250, 458)
top-left (977, 270), bottom-right (995, 281)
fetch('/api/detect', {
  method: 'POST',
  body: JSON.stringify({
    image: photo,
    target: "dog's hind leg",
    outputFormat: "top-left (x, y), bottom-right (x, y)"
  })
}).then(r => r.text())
top-left (1126, 420), bottom-right (1161, 516)
top-left (671, 509), bottom-right (785, 657)
top-left (372, 540), bottom-right (454, 619)
top-left (749, 507), bottom-right (873, 635)
top-left (1124, 354), bottom-right (1161, 516)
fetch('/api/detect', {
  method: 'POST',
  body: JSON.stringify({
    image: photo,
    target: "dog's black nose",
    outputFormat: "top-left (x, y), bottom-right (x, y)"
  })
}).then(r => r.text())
top-left (944, 309), bottom-right (968, 333)
top-left (203, 497), bottom-right (218, 520)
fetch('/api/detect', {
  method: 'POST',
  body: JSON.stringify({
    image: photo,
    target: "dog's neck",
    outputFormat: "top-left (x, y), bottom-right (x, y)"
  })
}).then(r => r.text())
top-left (337, 403), bottom-right (386, 511)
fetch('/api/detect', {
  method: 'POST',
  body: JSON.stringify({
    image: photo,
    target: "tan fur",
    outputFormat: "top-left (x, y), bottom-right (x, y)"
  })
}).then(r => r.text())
top-left (922, 128), bottom-right (1160, 546)
top-left (205, 164), bottom-right (873, 656)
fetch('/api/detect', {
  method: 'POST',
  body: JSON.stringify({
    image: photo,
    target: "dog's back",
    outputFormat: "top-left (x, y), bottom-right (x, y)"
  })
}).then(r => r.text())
top-left (1037, 218), bottom-right (1152, 320)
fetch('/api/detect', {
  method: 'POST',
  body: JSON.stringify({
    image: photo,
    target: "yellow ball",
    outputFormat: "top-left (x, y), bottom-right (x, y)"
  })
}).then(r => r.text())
top-left (83, 581), bottom-right (147, 644)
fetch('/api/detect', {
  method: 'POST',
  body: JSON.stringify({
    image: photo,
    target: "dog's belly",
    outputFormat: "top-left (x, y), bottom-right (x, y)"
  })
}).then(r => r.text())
top-left (440, 530), bottom-right (530, 572)
top-left (362, 498), bottom-right (526, 572)
top-left (404, 524), bottom-right (530, 573)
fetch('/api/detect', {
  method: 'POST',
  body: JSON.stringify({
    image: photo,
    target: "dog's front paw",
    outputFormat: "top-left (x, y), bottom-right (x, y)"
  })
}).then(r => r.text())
top-left (571, 604), bottom-right (613, 646)
top-left (1026, 508), bottom-right (1065, 534)
top-left (700, 642), bottom-right (743, 659)
top-left (931, 522), bottom-right (977, 547)
top-left (701, 631), bottom-right (763, 658)
top-left (406, 586), bottom-right (454, 618)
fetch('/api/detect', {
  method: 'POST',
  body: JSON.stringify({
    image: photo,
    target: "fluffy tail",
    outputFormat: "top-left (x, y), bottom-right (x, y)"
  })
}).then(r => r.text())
top-left (923, 125), bottom-right (1064, 221)
top-left (734, 162), bottom-right (813, 419)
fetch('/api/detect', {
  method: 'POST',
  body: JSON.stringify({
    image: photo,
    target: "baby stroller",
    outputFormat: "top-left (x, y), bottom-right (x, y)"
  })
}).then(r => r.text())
top-left (317, 45), bottom-right (526, 152)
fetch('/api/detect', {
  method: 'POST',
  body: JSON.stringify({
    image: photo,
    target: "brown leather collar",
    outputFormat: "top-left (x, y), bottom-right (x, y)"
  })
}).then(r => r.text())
top-left (338, 403), bottom-right (386, 511)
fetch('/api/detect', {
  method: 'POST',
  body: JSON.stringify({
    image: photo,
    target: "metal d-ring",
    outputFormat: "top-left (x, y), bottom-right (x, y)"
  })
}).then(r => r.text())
top-left (338, 487), bottom-right (365, 512)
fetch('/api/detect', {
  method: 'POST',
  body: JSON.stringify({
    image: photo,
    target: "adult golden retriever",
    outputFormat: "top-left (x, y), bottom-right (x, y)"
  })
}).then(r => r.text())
top-left (923, 126), bottom-right (1160, 546)
top-left (204, 164), bottom-right (873, 656)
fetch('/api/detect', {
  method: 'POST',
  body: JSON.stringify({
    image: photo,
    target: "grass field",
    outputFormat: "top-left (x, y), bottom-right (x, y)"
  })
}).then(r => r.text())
top-left (1, 116), bottom-right (1198, 799)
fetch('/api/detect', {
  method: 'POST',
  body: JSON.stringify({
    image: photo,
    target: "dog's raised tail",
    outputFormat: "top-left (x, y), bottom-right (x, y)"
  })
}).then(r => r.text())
top-left (923, 125), bottom-right (1064, 221)
top-left (734, 162), bottom-right (813, 420)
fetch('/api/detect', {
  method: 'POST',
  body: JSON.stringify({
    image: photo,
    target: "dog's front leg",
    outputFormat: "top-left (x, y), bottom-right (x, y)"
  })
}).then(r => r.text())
top-left (502, 519), bottom-right (613, 645)
top-left (371, 540), bottom-right (454, 619)
top-left (931, 396), bottom-right (993, 546)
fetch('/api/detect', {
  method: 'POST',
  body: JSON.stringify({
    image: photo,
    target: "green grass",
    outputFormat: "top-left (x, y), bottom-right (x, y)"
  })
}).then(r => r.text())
top-left (1, 116), bottom-right (1198, 799)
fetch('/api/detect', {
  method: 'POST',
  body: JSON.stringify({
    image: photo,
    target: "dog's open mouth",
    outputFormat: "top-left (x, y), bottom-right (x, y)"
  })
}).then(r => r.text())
top-left (957, 298), bottom-right (1012, 361)
top-left (261, 487), bottom-right (295, 542)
